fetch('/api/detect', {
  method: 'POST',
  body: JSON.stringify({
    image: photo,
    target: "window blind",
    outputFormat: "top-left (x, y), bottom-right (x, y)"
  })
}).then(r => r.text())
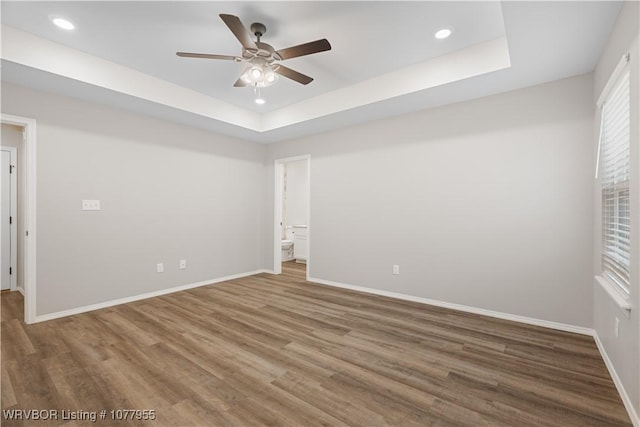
top-left (600, 67), bottom-right (630, 295)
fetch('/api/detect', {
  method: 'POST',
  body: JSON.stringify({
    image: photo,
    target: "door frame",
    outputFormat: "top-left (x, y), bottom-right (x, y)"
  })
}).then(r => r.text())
top-left (1, 146), bottom-right (17, 291)
top-left (1, 114), bottom-right (37, 324)
top-left (273, 154), bottom-right (310, 280)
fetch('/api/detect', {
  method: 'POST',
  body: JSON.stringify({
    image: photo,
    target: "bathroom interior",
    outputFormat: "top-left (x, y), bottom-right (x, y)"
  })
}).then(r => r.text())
top-left (280, 159), bottom-right (309, 269)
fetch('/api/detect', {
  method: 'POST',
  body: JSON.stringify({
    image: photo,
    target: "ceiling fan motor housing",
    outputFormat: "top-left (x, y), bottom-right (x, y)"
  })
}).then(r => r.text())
top-left (250, 22), bottom-right (267, 39)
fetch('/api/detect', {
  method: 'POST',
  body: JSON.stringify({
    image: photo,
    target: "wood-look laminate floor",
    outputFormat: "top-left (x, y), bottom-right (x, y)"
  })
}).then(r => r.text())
top-left (1, 262), bottom-right (632, 426)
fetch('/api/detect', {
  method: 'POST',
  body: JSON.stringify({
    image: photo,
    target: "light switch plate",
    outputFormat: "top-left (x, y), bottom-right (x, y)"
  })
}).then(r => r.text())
top-left (82, 200), bottom-right (101, 211)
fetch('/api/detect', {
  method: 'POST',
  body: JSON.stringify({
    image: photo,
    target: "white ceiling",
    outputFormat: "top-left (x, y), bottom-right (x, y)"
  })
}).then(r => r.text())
top-left (0, 1), bottom-right (622, 143)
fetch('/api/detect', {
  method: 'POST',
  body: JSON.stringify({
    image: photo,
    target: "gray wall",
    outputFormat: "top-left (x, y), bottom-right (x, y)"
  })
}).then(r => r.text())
top-left (1, 123), bottom-right (24, 290)
top-left (593, 1), bottom-right (640, 416)
top-left (2, 83), bottom-right (267, 316)
top-left (265, 73), bottom-right (595, 327)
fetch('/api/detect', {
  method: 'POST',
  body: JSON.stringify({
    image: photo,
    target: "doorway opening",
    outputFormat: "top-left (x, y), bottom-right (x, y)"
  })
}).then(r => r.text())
top-left (1, 114), bottom-right (37, 324)
top-left (274, 155), bottom-right (310, 280)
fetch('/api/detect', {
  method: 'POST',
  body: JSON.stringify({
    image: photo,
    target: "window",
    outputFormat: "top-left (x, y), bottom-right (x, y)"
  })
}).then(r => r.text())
top-left (599, 63), bottom-right (630, 296)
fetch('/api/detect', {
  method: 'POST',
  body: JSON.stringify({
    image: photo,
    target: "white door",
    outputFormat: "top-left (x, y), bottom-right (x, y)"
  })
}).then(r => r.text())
top-left (1, 150), bottom-right (11, 290)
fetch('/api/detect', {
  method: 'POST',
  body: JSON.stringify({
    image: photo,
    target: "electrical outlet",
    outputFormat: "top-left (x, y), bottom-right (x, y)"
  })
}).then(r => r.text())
top-left (156, 263), bottom-right (164, 273)
top-left (392, 265), bottom-right (400, 275)
top-left (179, 259), bottom-right (187, 270)
top-left (615, 317), bottom-right (620, 339)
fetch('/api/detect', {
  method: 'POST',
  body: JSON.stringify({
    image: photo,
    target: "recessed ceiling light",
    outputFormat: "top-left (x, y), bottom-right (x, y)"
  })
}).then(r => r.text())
top-left (51, 17), bottom-right (75, 30)
top-left (254, 97), bottom-right (266, 105)
top-left (434, 28), bottom-right (453, 40)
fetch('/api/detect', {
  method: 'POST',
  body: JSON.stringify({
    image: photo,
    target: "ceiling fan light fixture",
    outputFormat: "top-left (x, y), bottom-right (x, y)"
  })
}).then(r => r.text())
top-left (265, 70), bottom-right (277, 84)
top-left (250, 67), bottom-right (263, 80)
top-left (50, 16), bottom-right (75, 30)
top-left (241, 63), bottom-right (279, 87)
top-left (434, 27), bottom-right (453, 40)
top-left (254, 97), bottom-right (266, 105)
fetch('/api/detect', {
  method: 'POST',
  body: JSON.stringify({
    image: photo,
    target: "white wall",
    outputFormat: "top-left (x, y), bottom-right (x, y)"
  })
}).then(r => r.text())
top-left (1, 83), bottom-right (266, 317)
top-left (592, 1), bottom-right (640, 420)
top-left (1, 123), bottom-right (24, 290)
top-left (265, 73), bottom-right (595, 328)
top-left (284, 159), bottom-right (309, 227)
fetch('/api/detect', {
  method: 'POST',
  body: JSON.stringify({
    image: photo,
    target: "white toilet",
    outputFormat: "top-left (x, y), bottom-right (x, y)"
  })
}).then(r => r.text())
top-left (281, 227), bottom-right (295, 262)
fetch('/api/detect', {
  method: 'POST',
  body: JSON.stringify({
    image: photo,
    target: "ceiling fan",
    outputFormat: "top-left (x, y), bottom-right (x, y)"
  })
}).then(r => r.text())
top-left (177, 14), bottom-right (331, 88)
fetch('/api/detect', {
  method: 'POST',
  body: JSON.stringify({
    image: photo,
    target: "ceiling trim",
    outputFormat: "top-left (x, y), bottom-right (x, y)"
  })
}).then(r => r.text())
top-left (2, 24), bottom-right (510, 134)
top-left (1, 25), bottom-right (261, 130)
top-left (262, 37), bottom-right (511, 131)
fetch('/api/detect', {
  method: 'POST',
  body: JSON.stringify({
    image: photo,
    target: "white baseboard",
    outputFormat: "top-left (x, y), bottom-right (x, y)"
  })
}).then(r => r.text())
top-left (34, 269), bottom-right (266, 323)
top-left (593, 333), bottom-right (640, 426)
top-left (307, 276), bottom-right (593, 336)
top-left (16, 286), bottom-right (24, 296)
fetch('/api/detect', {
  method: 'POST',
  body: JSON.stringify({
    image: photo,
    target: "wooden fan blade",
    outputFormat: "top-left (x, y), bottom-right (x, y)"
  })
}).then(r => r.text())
top-left (276, 39), bottom-right (331, 60)
top-left (274, 65), bottom-right (313, 85)
top-left (234, 67), bottom-right (251, 87)
top-left (176, 52), bottom-right (238, 60)
top-left (233, 78), bottom-right (250, 87)
top-left (219, 14), bottom-right (258, 51)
